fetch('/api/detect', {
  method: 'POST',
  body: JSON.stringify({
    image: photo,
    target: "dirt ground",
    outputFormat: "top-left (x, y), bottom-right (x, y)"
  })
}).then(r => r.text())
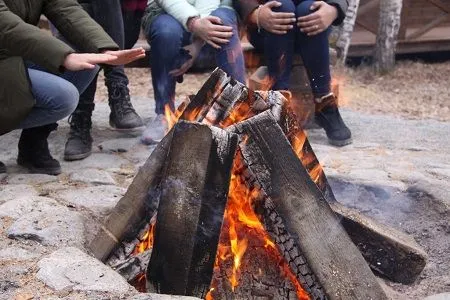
top-left (96, 60), bottom-right (450, 122)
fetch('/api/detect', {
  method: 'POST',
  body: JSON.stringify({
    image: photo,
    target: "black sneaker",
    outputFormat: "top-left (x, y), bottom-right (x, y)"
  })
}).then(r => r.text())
top-left (64, 108), bottom-right (93, 161)
top-left (0, 161), bottom-right (6, 173)
top-left (17, 123), bottom-right (62, 175)
top-left (107, 81), bottom-right (143, 130)
top-left (315, 93), bottom-right (352, 147)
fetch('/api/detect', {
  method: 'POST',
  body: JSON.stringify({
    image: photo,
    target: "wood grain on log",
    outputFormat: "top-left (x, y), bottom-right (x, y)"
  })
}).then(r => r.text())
top-left (229, 111), bottom-right (387, 300)
top-left (147, 121), bottom-right (238, 298)
top-left (89, 130), bottom-right (174, 262)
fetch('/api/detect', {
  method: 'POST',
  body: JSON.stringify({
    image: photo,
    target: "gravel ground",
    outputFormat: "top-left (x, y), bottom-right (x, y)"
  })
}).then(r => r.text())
top-left (96, 61), bottom-right (450, 122)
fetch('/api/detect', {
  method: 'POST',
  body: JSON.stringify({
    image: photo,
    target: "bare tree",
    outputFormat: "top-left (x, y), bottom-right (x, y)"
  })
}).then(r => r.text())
top-left (374, 0), bottom-right (403, 74)
top-left (335, 0), bottom-right (361, 65)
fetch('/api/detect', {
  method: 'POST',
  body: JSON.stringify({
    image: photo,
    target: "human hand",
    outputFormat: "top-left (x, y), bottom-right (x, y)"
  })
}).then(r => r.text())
top-left (169, 40), bottom-right (204, 77)
top-left (63, 53), bottom-right (117, 71)
top-left (189, 16), bottom-right (233, 49)
top-left (297, 1), bottom-right (338, 36)
top-left (102, 48), bottom-right (146, 65)
top-left (250, 1), bottom-right (296, 35)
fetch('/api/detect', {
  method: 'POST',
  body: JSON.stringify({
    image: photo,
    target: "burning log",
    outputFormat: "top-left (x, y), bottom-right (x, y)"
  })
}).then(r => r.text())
top-left (229, 111), bottom-right (388, 300)
top-left (277, 92), bottom-right (427, 284)
top-left (146, 122), bottom-right (238, 297)
top-left (89, 131), bottom-right (174, 262)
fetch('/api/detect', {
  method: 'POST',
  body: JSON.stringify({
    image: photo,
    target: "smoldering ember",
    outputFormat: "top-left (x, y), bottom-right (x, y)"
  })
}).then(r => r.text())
top-left (0, 68), bottom-right (449, 300)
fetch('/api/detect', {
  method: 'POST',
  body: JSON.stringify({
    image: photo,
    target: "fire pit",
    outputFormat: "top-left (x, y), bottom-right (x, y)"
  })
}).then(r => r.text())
top-left (89, 69), bottom-right (427, 300)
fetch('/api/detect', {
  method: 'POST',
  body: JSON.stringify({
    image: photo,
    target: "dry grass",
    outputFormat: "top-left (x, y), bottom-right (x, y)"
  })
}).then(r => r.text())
top-left (97, 60), bottom-right (450, 122)
top-left (337, 60), bottom-right (450, 121)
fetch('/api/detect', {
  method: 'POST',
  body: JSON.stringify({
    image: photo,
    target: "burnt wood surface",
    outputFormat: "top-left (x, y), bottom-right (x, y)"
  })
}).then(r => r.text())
top-left (229, 111), bottom-right (387, 300)
top-left (330, 201), bottom-right (428, 284)
top-left (278, 100), bottom-right (427, 283)
top-left (147, 122), bottom-right (238, 297)
top-left (89, 130), bottom-right (174, 262)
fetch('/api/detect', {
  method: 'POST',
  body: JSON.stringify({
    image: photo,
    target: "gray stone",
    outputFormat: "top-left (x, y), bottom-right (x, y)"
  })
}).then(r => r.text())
top-left (348, 169), bottom-right (389, 182)
top-left (61, 153), bottom-right (129, 171)
top-left (131, 294), bottom-right (202, 300)
top-left (0, 246), bottom-right (39, 261)
top-left (424, 293), bottom-right (450, 300)
top-left (98, 138), bottom-right (138, 153)
top-left (69, 169), bottom-right (116, 185)
top-left (0, 184), bottom-right (38, 204)
top-left (0, 196), bottom-right (60, 219)
top-left (429, 168), bottom-right (450, 179)
top-left (0, 173), bottom-right (7, 182)
top-left (37, 247), bottom-right (131, 294)
top-left (7, 207), bottom-right (84, 247)
top-left (6, 174), bottom-right (59, 185)
top-left (58, 186), bottom-right (125, 215)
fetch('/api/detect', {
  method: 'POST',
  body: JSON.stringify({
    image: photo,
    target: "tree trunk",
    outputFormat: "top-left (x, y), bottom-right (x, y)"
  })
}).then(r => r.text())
top-left (335, 0), bottom-right (361, 64)
top-left (374, 0), bottom-right (403, 73)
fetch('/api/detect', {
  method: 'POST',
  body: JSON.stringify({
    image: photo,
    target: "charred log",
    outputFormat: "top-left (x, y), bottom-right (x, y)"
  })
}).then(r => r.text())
top-left (147, 122), bottom-right (238, 298)
top-left (89, 131), bottom-right (174, 262)
top-left (229, 111), bottom-right (388, 300)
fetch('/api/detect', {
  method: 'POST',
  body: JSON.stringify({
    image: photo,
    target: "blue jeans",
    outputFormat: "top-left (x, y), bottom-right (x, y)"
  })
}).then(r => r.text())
top-left (17, 65), bottom-right (99, 129)
top-left (248, 0), bottom-right (331, 97)
top-left (146, 7), bottom-right (246, 114)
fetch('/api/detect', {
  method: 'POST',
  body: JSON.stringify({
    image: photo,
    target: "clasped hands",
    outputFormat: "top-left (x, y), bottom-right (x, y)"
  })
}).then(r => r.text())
top-left (252, 0), bottom-right (338, 36)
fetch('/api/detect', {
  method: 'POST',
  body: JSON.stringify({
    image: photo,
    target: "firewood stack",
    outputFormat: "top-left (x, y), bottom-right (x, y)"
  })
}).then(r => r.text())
top-left (90, 69), bottom-right (427, 300)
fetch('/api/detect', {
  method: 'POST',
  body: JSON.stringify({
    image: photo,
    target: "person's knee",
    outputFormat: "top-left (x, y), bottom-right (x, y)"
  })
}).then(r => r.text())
top-left (210, 7), bottom-right (238, 27)
top-left (55, 82), bottom-right (79, 119)
top-left (148, 14), bottom-right (183, 43)
top-left (296, 0), bottom-right (315, 17)
top-left (272, 0), bottom-right (296, 13)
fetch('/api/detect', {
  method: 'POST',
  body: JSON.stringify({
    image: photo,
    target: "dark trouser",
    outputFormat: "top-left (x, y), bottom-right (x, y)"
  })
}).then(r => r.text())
top-left (248, 0), bottom-right (331, 97)
top-left (80, 0), bottom-right (129, 105)
top-left (122, 8), bottom-right (145, 50)
top-left (145, 8), bottom-right (246, 115)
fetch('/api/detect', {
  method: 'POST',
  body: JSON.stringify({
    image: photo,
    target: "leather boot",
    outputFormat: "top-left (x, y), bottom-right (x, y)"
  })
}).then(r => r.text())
top-left (107, 80), bottom-right (143, 129)
top-left (64, 103), bottom-right (94, 161)
top-left (17, 123), bottom-right (61, 175)
top-left (315, 93), bottom-right (352, 146)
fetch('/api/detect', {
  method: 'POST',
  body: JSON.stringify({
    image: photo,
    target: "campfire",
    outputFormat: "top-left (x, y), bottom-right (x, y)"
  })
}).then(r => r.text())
top-left (90, 69), bottom-right (427, 300)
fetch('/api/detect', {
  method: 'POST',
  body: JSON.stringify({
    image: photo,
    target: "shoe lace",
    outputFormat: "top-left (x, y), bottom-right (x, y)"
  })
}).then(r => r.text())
top-left (68, 113), bottom-right (92, 144)
top-left (109, 82), bottom-right (135, 117)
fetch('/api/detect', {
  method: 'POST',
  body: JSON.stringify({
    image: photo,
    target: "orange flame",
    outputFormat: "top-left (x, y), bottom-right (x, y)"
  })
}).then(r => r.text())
top-left (134, 223), bottom-right (155, 255)
top-left (211, 155), bottom-right (309, 299)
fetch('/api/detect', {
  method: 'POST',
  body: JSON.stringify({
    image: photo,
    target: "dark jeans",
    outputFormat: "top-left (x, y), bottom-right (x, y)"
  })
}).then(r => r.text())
top-left (145, 8), bottom-right (246, 115)
top-left (248, 0), bottom-right (331, 97)
top-left (80, 0), bottom-right (129, 105)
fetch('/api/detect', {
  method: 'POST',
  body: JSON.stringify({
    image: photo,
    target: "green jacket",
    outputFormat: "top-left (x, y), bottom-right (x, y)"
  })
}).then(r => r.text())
top-left (0, 0), bottom-right (119, 135)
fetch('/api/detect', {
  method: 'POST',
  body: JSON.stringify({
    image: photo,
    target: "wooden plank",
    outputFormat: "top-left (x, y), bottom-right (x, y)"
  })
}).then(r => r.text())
top-left (89, 130), bottom-right (174, 262)
top-left (358, 0), bottom-right (380, 16)
top-left (229, 111), bottom-right (387, 300)
top-left (399, 0), bottom-right (412, 40)
top-left (427, 0), bottom-right (450, 14)
top-left (147, 122), bottom-right (238, 297)
top-left (406, 13), bottom-right (450, 40)
top-left (355, 18), bottom-right (379, 35)
top-left (330, 202), bottom-right (428, 284)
